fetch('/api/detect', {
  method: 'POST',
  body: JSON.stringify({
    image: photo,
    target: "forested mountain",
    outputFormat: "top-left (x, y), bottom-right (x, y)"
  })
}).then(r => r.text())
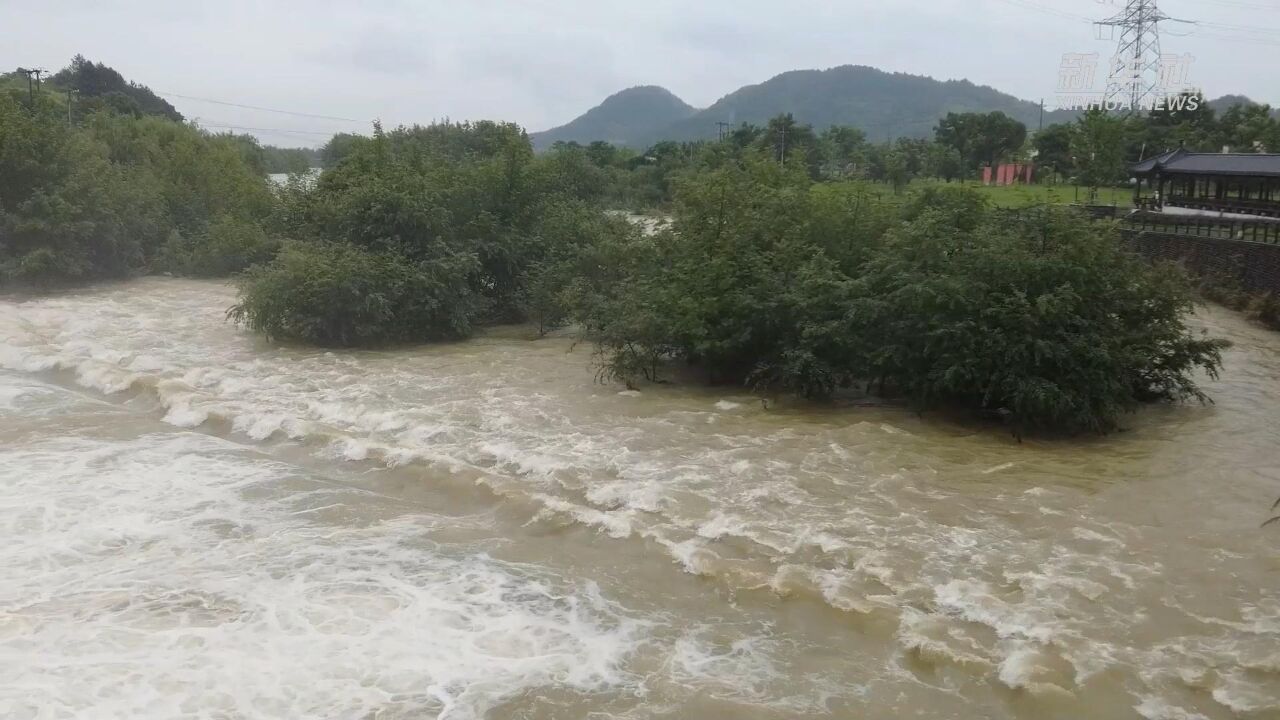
top-left (534, 66), bottom-right (1079, 148)
top-left (653, 66), bottom-right (1078, 145)
top-left (1208, 94), bottom-right (1280, 120)
top-left (531, 86), bottom-right (696, 150)
top-left (536, 65), bottom-right (1280, 149)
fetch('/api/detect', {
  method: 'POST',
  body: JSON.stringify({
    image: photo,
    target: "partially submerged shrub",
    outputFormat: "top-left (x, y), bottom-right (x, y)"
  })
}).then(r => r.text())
top-left (1245, 292), bottom-right (1280, 331)
top-left (850, 204), bottom-right (1228, 434)
top-left (228, 242), bottom-right (483, 346)
top-left (1194, 271), bottom-right (1280, 332)
top-left (155, 216), bottom-right (279, 276)
top-left (585, 174), bottom-right (1228, 434)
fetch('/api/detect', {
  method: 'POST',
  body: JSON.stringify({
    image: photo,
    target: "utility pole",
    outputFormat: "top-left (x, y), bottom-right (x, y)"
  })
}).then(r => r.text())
top-left (1038, 98), bottom-right (1044, 131)
top-left (1097, 0), bottom-right (1170, 113)
top-left (67, 88), bottom-right (77, 125)
top-left (16, 67), bottom-right (33, 105)
top-left (15, 67), bottom-right (47, 106)
top-left (778, 125), bottom-right (788, 166)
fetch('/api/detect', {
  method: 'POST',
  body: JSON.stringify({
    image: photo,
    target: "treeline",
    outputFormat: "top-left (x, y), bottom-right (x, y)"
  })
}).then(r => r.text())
top-left (232, 122), bottom-right (1225, 433)
top-left (529, 95), bottom-right (1280, 207)
top-left (1036, 95), bottom-right (1280, 186)
top-left (231, 119), bottom-right (631, 343)
top-left (529, 112), bottom-right (1010, 207)
top-left (0, 88), bottom-right (275, 282)
top-left (0, 61), bottom-right (1229, 433)
top-left (259, 145), bottom-right (320, 174)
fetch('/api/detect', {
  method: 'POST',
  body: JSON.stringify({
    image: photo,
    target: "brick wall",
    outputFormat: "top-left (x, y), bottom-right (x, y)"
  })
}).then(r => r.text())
top-left (1119, 230), bottom-right (1280, 295)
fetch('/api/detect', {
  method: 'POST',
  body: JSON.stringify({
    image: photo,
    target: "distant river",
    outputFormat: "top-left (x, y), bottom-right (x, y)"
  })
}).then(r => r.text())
top-left (267, 168), bottom-right (321, 186)
top-left (1, 278), bottom-right (1276, 719)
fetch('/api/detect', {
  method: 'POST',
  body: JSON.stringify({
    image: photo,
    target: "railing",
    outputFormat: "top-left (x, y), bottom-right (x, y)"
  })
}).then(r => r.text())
top-left (1122, 211), bottom-right (1280, 245)
top-left (1165, 197), bottom-right (1280, 219)
top-left (994, 206), bottom-right (1280, 246)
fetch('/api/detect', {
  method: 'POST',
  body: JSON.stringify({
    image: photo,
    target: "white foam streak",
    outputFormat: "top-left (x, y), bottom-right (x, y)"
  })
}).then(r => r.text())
top-left (0, 431), bottom-right (644, 719)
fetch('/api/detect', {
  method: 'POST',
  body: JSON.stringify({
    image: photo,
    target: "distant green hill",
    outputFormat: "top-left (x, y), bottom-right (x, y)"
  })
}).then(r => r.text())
top-left (530, 85), bottom-right (696, 150)
top-left (44, 55), bottom-right (182, 121)
top-left (534, 66), bottom-right (1081, 149)
top-left (646, 66), bottom-right (1077, 145)
top-left (1208, 94), bottom-right (1280, 120)
top-left (4, 56), bottom-right (181, 122)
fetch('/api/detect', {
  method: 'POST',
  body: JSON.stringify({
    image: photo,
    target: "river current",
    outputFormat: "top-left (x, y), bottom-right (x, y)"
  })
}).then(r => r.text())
top-left (1, 278), bottom-right (1277, 719)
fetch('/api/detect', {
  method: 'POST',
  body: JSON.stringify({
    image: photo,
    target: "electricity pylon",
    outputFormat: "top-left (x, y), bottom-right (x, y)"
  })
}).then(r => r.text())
top-left (1096, 0), bottom-right (1169, 112)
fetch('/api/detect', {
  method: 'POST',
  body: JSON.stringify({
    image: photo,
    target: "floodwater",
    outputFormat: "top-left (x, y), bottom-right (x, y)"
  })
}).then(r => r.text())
top-left (1, 278), bottom-right (1277, 720)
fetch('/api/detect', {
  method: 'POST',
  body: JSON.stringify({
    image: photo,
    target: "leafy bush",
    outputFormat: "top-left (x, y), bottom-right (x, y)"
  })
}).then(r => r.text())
top-left (1194, 271), bottom-right (1280, 332)
top-left (849, 202), bottom-right (1227, 433)
top-left (1245, 292), bottom-right (1280, 330)
top-left (586, 159), bottom-right (883, 395)
top-left (584, 173), bottom-right (1228, 434)
top-left (0, 90), bottom-right (275, 285)
top-left (155, 215), bottom-right (279, 277)
top-left (228, 243), bottom-right (482, 346)
top-left (228, 120), bottom-right (639, 345)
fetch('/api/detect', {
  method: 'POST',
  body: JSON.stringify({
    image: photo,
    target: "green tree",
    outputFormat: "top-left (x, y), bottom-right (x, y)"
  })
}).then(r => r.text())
top-left (319, 132), bottom-right (365, 168)
top-left (1071, 109), bottom-right (1129, 190)
top-left (935, 111), bottom-right (1027, 176)
top-left (1033, 123), bottom-right (1074, 180)
top-left (0, 89), bottom-right (274, 285)
top-left (849, 192), bottom-right (1226, 434)
top-left (1218, 102), bottom-right (1278, 153)
top-left (884, 150), bottom-right (910, 193)
top-left (229, 242), bottom-right (482, 346)
top-left (819, 125), bottom-right (869, 178)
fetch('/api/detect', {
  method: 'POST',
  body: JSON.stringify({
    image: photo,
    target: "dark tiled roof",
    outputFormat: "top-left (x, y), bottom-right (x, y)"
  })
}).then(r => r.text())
top-left (1130, 149), bottom-right (1183, 175)
top-left (1131, 149), bottom-right (1280, 177)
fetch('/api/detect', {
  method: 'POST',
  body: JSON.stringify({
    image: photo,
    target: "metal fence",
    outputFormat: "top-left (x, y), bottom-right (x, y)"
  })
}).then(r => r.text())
top-left (994, 206), bottom-right (1280, 246)
top-left (1122, 211), bottom-right (1280, 245)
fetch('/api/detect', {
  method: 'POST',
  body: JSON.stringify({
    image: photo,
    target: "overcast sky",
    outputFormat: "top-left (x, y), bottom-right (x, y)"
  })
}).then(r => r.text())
top-left (4, 0), bottom-right (1277, 146)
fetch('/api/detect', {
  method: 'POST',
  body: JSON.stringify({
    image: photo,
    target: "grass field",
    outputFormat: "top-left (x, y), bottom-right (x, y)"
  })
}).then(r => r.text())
top-left (913, 179), bottom-right (1134, 209)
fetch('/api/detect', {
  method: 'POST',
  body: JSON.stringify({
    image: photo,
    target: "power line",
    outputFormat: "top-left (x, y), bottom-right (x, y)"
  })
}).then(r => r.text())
top-left (154, 90), bottom-right (364, 123)
top-left (1178, 27), bottom-right (1280, 46)
top-left (1191, 18), bottom-right (1280, 34)
top-left (192, 119), bottom-right (338, 137)
top-left (986, 0), bottom-right (1094, 22)
top-left (1183, 0), bottom-right (1280, 11)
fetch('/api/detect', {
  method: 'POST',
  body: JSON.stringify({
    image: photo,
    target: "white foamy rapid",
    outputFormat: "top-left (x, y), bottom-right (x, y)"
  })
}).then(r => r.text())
top-left (0, 380), bottom-right (647, 719)
top-left (1, 278), bottom-right (1278, 719)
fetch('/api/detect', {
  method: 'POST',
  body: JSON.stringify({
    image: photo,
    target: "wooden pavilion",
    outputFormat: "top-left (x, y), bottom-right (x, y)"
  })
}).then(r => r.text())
top-left (1131, 149), bottom-right (1280, 219)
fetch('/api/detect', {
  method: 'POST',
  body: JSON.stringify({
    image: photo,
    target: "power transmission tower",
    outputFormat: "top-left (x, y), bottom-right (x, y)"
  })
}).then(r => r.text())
top-left (715, 121), bottom-right (733, 142)
top-left (1096, 0), bottom-right (1169, 112)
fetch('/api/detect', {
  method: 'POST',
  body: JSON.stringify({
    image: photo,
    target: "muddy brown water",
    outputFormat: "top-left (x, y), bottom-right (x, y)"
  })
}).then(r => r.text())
top-left (1, 278), bottom-right (1276, 719)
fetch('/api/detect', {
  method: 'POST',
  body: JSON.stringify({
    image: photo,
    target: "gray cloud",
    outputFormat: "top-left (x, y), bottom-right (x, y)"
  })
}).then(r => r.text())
top-left (3, 0), bottom-right (1274, 147)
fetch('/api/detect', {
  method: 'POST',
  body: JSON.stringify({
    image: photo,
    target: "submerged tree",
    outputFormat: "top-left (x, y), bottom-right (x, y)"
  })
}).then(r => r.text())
top-left (584, 173), bottom-right (1226, 434)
